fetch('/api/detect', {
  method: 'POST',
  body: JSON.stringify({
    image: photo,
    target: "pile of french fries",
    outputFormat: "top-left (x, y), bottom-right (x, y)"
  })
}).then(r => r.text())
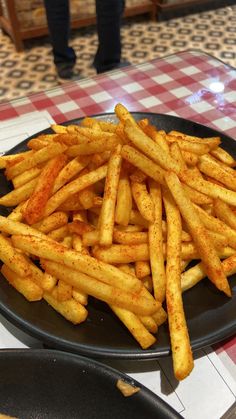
top-left (0, 103), bottom-right (235, 381)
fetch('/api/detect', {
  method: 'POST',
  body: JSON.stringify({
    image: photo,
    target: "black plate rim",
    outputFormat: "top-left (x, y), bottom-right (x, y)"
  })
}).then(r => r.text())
top-left (0, 348), bottom-right (182, 419)
top-left (0, 112), bottom-right (235, 360)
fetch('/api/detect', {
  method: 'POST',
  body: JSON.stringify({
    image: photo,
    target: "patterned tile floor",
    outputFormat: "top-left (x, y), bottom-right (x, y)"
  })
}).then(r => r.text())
top-left (0, 4), bottom-right (236, 103)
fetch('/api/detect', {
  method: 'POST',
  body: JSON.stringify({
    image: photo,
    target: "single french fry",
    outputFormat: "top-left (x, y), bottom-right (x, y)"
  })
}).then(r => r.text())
top-left (0, 215), bottom-right (47, 239)
top-left (181, 260), bottom-right (190, 273)
top-left (198, 154), bottom-right (236, 191)
top-left (90, 151), bottom-right (111, 169)
top-left (79, 186), bottom-right (96, 210)
top-left (27, 138), bottom-right (49, 150)
top-left (57, 192), bottom-right (84, 212)
top-left (181, 150), bottom-right (199, 166)
top-left (93, 243), bottom-right (149, 264)
top-left (118, 263), bottom-right (136, 276)
top-left (62, 235), bottom-right (73, 249)
top-left (68, 220), bottom-right (94, 236)
top-left (113, 230), bottom-right (147, 245)
top-left (163, 185), bottom-right (194, 381)
top-left (92, 242), bottom-right (201, 264)
top-left (11, 235), bottom-right (142, 293)
top-left (131, 181), bottom-right (154, 223)
top-left (82, 229), bottom-right (99, 246)
top-left (57, 279), bottom-right (73, 302)
top-left (121, 145), bottom-right (166, 186)
top-left (142, 123), bottom-right (170, 154)
top-left (169, 131), bottom-right (221, 149)
top-left (0, 234), bottom-right (32, 277)
top-left (0, 151), bottom-right (33, 169)
top-left (130, 168), bottom-right (147, 183)
top-left (119, 264), bottom-right (167, 327)
top-left (27, 135), bottom-right (55, 150)
top-left (165, 171), bottom-right (231, 297)
top-left (180, 168), bottom-right (236, 206)
top-left (116, 224), bottom-right (143, 232)
top-left (51, 124), bottom-right (68, 134)
top-left (194, 204), bottom-right (236, 250)
top-left (72, 288), bottom-right (88, 305)
top-left (24, 154), bottom-right (67, 224)
top-left (5, 142), bottom-right (67, 180)
top-left (142, 275), bottom-right (153, 293)
top-left (43, 291), bottom-right (88, 324)
top-left (115, 168), bottom-right (132, 226)
top-left (115, 121), bottom-right (129, 144)
top-left (169, 142), bottom-right (187, 171)
top-left (214, 198), bottom-right (236, 230)
top-left (0, 177), bottom-right (38, 207)
top-left (67, 135), bottom-right (120, 157)
top-left (52, 156), bottom-right (90, 193)
top-left (7, 201), bottom-right (28, 222)
top-left (137, 312), bottom-right (157, 333)
top-left (133, 273), bottom-right (166, 320)
top-left (43, 164), bottom-right (108, 217)
top-left (42, 259), bottom-right (160, 316)
top-left (1, 264), bottom-right (43, 302)
top-left (115, 103), bottom-right (136, 124)
top-left (211, 146), bottom-right (235, 167)
top-left (161, 220), bottom-right (192, 242)
top-left (181, 250), bottom-right (236, 292)
top-left (99, 145), bottom-right (122, 246)
top-left (124, 120), bottom-right (181, 174)
top-left (135, 261), bottom-right (151, 278)
top-left (12, 167), bottom-right (42, 189)
top-left (66, 125), bottom-right (116, 140)
top-left (207, 230), bottom-right (229, 248)
top-left (47, 225), bottom-right (69, 241)
top-left (109, 263), bottom-right (157, 334)
top-left (53, 133), bottom-right (88, 146)
top-left (148, 180), bottom-right (166, 303)
top-left (41, 271), bottom-right (57, 292)
top-left (85, 119), bottom-right (117, 133)
top-left (169, 145), bottom-right (211, 206)
top-left (32, 211), bottom-right (68, 234)
top-left (73, 210), bottom-right (88, 223)
top-left (110, 305), bottom-right (156, 349)
top-left (183, 184), bottom-right (213, 205)
top-left (129, 210), bottom-right (149, 228)
top-left (18, 254), bottom-right (55, 292)
top-left (166, 134), bottom-right (210, 155)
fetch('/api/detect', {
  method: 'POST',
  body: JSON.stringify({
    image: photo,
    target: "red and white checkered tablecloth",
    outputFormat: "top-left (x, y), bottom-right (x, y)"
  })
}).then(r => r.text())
top-left (0, 49), bottom-right (235, 367)
top-left (1, 49), bottom-right (236, 137)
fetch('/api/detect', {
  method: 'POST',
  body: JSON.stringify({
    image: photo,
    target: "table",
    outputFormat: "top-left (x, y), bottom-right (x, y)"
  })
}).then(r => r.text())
top-left (0, 49), bottom-right (235, 418)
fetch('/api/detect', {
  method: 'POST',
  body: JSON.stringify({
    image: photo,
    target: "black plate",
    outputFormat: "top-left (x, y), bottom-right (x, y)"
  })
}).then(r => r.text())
top-left (0, 349), bottom-right (181, 419)
top-left (0, 112), bottom-right (235, 360)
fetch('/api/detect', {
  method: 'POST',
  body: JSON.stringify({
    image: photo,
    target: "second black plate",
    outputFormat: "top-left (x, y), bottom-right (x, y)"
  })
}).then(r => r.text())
top-left (0, 349), bottom-right (181, 419)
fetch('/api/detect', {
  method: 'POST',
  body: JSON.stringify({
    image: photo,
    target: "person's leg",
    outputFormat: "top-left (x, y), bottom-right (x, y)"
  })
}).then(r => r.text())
top-left (43, 0), bottom-right (76, 76)
top-left (94, 0), bottom-right (125, 73)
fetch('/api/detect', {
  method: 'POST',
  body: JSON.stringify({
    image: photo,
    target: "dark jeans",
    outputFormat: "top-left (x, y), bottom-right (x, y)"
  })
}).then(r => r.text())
top-left (43, 0), bottom-right (125, 74)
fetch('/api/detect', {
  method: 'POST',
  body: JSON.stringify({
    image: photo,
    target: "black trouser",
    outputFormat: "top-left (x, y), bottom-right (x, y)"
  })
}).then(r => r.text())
top-left (43, 0), bottom-right (125, 73)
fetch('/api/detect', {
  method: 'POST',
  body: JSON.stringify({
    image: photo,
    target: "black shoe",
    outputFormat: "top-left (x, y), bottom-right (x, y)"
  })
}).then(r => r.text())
top-left (57, 67), bottom-right (82, 83)
top-left (96, 60), bottom-right (131, 74)
top-left (115, 60), bottom-right (131, 70)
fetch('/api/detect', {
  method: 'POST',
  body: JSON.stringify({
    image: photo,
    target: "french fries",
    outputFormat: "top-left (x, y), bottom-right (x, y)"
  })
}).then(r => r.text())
top-left (163, 186), bottom-right (193, 380)
top-left (99, 144), bottom-right (122, 246)
top-left (0, 103), bottom-right (234, 381)
top-left (24, 154), bottom-right (67, 224)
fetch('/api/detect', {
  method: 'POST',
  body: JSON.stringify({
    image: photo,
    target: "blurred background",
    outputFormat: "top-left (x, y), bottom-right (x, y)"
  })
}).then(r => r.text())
top-left (0, 0), bottom-right (235, 103)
